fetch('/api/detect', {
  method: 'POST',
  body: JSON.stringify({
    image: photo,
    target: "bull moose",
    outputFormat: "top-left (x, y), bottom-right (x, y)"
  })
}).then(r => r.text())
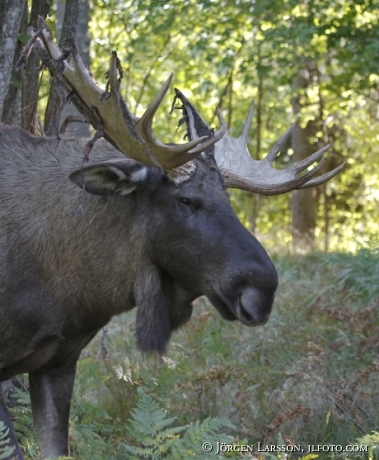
top-left (0, 21), bottom-right (343, 459)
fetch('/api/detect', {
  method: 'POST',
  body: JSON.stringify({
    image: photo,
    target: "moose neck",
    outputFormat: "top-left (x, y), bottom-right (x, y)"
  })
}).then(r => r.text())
top-left (1, 134), bottom-right (152, 331)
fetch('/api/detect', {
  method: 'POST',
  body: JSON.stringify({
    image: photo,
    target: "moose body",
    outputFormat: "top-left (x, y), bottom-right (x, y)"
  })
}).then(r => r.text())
top-left (0, 126), bottom-right (278, 459)
top-left (0, 19), bottom-right (344, 459)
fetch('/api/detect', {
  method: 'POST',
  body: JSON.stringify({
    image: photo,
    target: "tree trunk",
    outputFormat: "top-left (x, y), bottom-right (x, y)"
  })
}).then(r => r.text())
top-left (44, 0), bottom-right (91, 137)
top-left (291, 121), bottom-right (320, 253)
top-left (2, 2), bottom-right (28, 127)
top-left (0, 0), bottom-right (25, 122)
top-left (249, 70), bottom-right (263, 234)
top-left (20, 0), bottom-right (51, 133)
top-left (291, 69), bottom-right (320, 253)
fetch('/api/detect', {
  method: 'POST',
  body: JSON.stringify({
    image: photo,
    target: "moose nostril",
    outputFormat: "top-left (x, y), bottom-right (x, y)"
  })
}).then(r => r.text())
top-left (236, 299), bottom-right (254, 324)
top-left (236, 289), bottom-right (274, 326)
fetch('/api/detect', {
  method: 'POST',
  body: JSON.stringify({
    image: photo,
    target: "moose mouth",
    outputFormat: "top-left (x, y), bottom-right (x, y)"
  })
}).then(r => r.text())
top-left (207, 287), bottom-right (273, 327)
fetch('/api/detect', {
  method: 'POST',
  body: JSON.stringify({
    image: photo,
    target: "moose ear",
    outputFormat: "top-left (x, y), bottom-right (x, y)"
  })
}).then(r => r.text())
top-left (69, 160), bottom-right (148, 196)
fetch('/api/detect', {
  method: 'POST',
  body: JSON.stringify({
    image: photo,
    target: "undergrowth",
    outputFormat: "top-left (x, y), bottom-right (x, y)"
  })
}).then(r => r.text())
top-left (124, 387), bottom-right (234, 459)
top-left (6, 249), bottom-right (379, 459)
top-left (0, 421), bottom-right (15, 459)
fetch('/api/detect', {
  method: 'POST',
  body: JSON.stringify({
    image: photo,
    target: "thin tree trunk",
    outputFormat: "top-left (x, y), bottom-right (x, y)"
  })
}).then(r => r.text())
top-left (0, 0), bottom-right (25, 121)
top-left (134, 33), bottom-right (172, 114)
top-left (213, 69), bottom-right (234, 128)
top-left (2, 2), bottom-right (28, 126)
top-left (249, 39), bottom-right (264, 235)
top-left (291, 119), bottom-right (319, 253)
top-left (250, 72), bottom-right (263, 234)
top-left (255, 73), bottom-right (263, 160)
top-left (44, 0), bottom-right (80, 136)
top-left (323, 181), bottom-right (329, 252)
top-left (317, 65), bottom-right (330, 253)
top-left (45, 0), bottom-right (91, 137)
top-left (21, 0), bottom-right (51, 133)
top-left (291, 68), bottom-right (320, 253)
top-left (211, 37), bottom-right (245, 127)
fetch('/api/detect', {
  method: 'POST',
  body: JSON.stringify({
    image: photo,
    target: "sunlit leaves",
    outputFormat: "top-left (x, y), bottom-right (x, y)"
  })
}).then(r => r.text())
top-left (78, 0), bottom-right (379, 250)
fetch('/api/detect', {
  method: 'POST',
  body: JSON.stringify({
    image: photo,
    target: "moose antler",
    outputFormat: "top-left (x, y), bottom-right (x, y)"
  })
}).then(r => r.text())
top-left (25, 19), bottom-right (226, 171)
top-left (214, 103), bottom-right (345, 195)
top-left (174, 89), bottom-right (344, 195)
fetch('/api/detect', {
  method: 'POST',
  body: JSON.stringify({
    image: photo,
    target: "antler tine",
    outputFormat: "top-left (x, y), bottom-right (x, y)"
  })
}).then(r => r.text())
top-left (173, 87), bottom-right (214, 141)
top-left (170, 108), bottom-right (227, 155)
top-left (285, 144), bottom-right (331, 175)
top-left (223, 157), bottom-right (327, 195)
top-left (168, 90), bottom-right (228, 156)
top-left (108, 52), bottom-right (148, 142)
top-left (140, 82), bottom-right (227, 155)
top-left (139, 73), bottom-right (174, 142)
top-left (298, 161), bottom-right (346, 189)
top-left (295, 157), bottom-right (326, 182)
top-left (265, 120), bottom-right (298, 164)
top-left (240, 101), bottom-right (255, 142)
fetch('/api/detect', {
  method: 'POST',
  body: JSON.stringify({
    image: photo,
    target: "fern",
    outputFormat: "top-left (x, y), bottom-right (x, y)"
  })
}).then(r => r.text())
top-left (8, 383), bottom-right (39, 459)
top-left (124, 387), bottom-right (235, 459)
top-left (124, 387), bottom-right (186, 459)
top-left (69, 421), bottom-right (109, 460)
top-left (355, 431), bottom-right (379, 459)
top-left (170, 417), bottom-right (235, 459)
top-left (0, 421), bottom-right (15, 460)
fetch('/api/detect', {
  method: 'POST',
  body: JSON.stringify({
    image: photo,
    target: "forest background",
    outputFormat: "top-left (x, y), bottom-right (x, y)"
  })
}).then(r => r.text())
top-left (2, 0), bottom-right (379, 254)
top-left (1, 0), bottom-right (379, 459)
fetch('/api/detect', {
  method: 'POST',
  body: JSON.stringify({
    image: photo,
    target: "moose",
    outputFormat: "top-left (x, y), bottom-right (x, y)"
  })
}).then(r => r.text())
top-left (0, 21), bottom-right (343, 459)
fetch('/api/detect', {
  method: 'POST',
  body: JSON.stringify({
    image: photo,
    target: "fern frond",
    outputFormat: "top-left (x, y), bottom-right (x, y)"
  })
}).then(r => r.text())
top-left (0, 421), bottom-right (16, 460)
top-left (170, 417), bottom-right (235, 459)
top-left (124, 387), bottom-right (187, 458)
top-left (125, 387), bottom-right (235, 459)
top-left (355, 431), bottom-right (379, 459)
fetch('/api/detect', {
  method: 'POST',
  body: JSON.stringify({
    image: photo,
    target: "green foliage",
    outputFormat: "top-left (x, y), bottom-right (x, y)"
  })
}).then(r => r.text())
top-left (25, 0), bottom-right (379, 250)
top-left (82, 0), bottom-right (379, 252)
top-left (124, 387), bottom-right (235, 459)
top-left (123, 387), bottom-right (186, 459)
top-left (68, 357), bottom-right (118, 460)
top-left (9, 381), bottom-right (39, 459)
top-left (322, 248), bottom-right (379, 303)
top-left (0, 421), bottom-right (15, 460)
top-left (169, 418), bottom-right (235, 459)
top-left (69, 424), bottom-right (109, 460)
top-left (355, 432), bottom-right (379, 460)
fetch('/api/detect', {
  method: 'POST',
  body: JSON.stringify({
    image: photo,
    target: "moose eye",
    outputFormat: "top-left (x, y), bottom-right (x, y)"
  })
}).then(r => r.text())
top-left (179, 197), bottom-right (190, 206)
